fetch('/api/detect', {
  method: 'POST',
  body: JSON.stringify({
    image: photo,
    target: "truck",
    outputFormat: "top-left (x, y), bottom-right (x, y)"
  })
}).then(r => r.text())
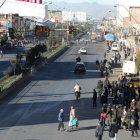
top-left (122, 61), bottom-right (137, 75)
top-left (90, 32), bottom-right (97, 40)
top-left (105, 34), bottom-right (115, 46)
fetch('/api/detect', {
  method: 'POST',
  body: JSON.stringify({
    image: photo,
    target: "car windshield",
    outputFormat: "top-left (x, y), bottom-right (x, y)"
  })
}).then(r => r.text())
top-left (112, 45), bottom-right (117, 47)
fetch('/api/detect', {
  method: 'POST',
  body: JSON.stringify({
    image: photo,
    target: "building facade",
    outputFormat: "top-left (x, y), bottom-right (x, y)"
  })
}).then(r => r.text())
top-left (117, 0), bottom-right (140, 26)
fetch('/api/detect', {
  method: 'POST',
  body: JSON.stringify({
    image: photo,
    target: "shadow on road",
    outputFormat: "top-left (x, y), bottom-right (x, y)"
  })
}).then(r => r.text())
top-left (0, 97), bottom-right (101, 129)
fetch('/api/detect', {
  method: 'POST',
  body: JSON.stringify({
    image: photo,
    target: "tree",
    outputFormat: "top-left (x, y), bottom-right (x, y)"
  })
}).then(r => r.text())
top-left (136, 54), bottom-right (140, 71)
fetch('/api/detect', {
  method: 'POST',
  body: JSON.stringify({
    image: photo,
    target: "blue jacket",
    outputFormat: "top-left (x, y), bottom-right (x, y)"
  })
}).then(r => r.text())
top-left (58, 112), bottom-right (64, 121)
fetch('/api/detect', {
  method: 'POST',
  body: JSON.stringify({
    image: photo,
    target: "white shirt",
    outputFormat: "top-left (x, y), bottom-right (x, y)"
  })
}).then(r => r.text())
top-left (74, 85), bottom-right (80, 92)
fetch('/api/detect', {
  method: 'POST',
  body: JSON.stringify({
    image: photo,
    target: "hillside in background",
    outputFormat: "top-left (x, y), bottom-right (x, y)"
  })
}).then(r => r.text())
top-left (48, 2), bottom-right (116, 19)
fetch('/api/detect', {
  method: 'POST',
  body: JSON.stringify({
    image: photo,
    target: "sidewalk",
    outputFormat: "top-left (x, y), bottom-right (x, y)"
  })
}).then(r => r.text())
top-left (106, 49), bottom-right (132, 81)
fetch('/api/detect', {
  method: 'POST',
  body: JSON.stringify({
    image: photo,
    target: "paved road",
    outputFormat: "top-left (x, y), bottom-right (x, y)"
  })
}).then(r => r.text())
top-left (0, 36), bottom-right (139, 140)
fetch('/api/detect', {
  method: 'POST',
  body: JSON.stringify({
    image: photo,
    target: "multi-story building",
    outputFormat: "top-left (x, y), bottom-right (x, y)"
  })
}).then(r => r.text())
top-left (116, 0), bottom-right (140, 26)
top-left (116, 0), bottom-right (140, 56)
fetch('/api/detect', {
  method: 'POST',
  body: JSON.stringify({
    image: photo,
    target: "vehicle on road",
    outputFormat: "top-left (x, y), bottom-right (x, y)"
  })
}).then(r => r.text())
top-left (76, 56), bottom-right (81, 62)
top-left (74, 83), bottom-right (81, 101)
top-left (129, 77), bottom-right (139, 88)
top-left (122, 61), bottom-right (137, 75)
top-left (78, 47), bottom-right (87, 54)
top-left (111, 42), bottom-right (119, 51)
top-left (90, 32), bottom-right (97, 40)
top-left (80, 38), bottom-right (84, 42)
top-left (74, 62), bottom-right (86, 73)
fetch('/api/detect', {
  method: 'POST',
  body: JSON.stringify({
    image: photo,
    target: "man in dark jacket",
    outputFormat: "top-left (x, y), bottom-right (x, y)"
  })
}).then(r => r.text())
top-left (93, 89), bottom-right (97, 108)
top-left (109, 120), bottom-right (119, 140)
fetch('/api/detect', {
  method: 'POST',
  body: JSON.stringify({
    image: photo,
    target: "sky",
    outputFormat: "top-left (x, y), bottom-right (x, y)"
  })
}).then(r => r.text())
top-left (44, 0), bottom-right (117, 5)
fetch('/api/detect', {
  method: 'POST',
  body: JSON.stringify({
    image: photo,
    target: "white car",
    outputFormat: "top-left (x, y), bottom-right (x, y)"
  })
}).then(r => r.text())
top-left (111, 42), bottom-right (119, 51)
top-left (78, 47), bottom-right (87, 54)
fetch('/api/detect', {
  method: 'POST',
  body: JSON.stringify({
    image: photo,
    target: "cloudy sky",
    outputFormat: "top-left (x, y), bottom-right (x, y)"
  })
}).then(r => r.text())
top-left (45, 0), bottom-right (117, 5)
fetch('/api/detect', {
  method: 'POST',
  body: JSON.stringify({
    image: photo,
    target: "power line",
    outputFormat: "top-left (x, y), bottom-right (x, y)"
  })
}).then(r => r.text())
top-left (0, 0), bottom-right (7, 8)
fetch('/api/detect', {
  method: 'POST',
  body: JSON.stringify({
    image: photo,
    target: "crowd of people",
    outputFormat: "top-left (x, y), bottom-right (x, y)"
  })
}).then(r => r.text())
top-left (96, 52), bottom-right (121, 79)
top-left (94, 72), bottom-right (140, 139)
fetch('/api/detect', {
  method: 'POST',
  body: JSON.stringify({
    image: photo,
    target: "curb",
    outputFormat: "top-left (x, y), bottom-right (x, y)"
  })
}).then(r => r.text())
top-left (0, 45), bottom-right (70, 100)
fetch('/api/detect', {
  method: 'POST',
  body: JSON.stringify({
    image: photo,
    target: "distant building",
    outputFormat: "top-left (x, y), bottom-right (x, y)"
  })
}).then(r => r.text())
top-left (62, 11), bottom-right (86, 23)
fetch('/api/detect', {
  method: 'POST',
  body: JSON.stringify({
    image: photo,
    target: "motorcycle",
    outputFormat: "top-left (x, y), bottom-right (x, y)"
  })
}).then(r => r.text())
top-left (76, 57), bottom-right (81, 62)
top-left (75, 91), bottom-right (81, 101)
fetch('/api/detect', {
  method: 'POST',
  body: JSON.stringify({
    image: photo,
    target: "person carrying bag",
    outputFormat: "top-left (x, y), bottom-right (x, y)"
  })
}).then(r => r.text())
top-left (95, 121), bottom-right (104, 140)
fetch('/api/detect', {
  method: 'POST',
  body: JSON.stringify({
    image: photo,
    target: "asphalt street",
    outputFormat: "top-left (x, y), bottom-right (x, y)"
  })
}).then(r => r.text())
top-left (0, 36), bottom-right (139, 140)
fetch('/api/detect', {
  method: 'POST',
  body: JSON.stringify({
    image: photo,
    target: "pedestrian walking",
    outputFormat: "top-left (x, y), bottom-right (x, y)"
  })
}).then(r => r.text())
top-left (100, 111), bottom-right (106, 128)
top-left (68, 106), bottom-right (78, 129)
top-left (109, 120), bottom-right (119, 140)
top-left (58, 109), bottom-right (66, 131)
top-left (104, 52), bottom-right (106, 58)
top-left (95, 121), bottom-right (104, 140)
top-left (0, 50), bottom-right (3, 57)
top-left (131, 106), bottom-right (138, 137)
top-left (117, 53), bottom-right (121, 62)
top-left (115, 56), bottom-right (118, 65)
top-left (93, 89), bottom-right (97, 108)
top-left (106, 104), bottom-right (112, 126)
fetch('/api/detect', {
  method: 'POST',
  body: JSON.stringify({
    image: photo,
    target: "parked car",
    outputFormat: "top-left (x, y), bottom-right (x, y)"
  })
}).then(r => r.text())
top-left (74, 62), bottom-right (86, 73)
top-left (78, 47), bottom-right (87, 54)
